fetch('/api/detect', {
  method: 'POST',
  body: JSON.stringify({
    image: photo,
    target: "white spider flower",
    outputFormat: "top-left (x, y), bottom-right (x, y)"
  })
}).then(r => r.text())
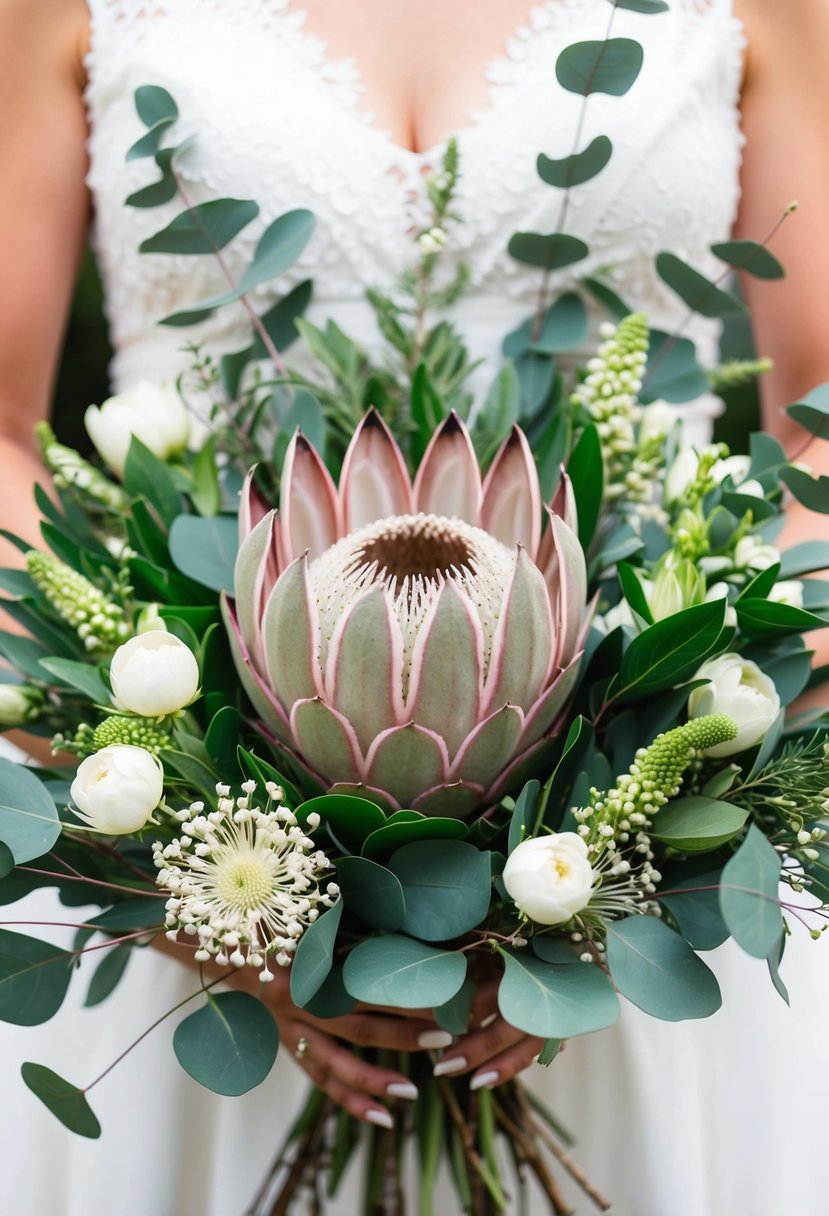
top-left (153, 782), bottom-right (339, 979)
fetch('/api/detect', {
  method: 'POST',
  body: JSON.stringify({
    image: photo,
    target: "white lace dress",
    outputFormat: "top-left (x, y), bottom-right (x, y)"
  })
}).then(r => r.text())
top-left (1, 2), bottom-right (827, 1213)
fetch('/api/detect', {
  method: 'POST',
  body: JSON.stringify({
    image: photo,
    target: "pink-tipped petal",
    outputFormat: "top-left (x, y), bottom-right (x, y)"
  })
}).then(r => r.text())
top-left (482, 548), bottom-right (555, 717)
top-left (551, 469), bottom-right (579, 536)
top-left (519, 654), bottom-right (582, 750)
top-left (481, 427), bottom-right (542, 558)
top-left (239, 466), bottom-right (272, 540)
top-left (328, 782), bottom-right (401, 815)
top-left (339, 408), bottom-right (413, 531)
top-left (325, 585), bottom-right (405, 752)
top-left (411, 781), bottom-right (485, 819)
top-left (234, 509), bottom-right (277, 667)
top-left (406, 581), bottom-right (483, 757)
top-left (262, 555), bottom-right (323, 711)
top-left (450, 704), bottom-right (524, 789)
top-left (413, 412), bottom-right (482, 524)
top-left (290, 698), bottom-right (363, 786)
top-left (280, 431), bottom-right (342, 563)
top-left (363, 722), bottom-right (450, 809)
top-left (550, 517), bottom-right (587, 669)
top-left (221, 594), bottom-right (292, 743)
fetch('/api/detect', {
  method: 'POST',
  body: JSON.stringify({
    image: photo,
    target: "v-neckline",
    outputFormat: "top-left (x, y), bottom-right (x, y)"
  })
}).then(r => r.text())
top-left (274, 0), bottom-right (582, 162)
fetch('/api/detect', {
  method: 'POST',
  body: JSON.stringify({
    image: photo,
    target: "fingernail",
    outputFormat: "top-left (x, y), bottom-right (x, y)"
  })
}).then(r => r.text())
top-left (433, 1055), bottom-right (467, 1077)
top-left (479, 1013), bottom-right (497, 1029)
top-left (470, 1070), bottom-right (499, 1092)
top-left (366, 1108), bottom-right (394, 1129)
top-left (418, 1030), bottom-right (454, 1049)
top-left (386, 1081), bottom-right (418, 1101)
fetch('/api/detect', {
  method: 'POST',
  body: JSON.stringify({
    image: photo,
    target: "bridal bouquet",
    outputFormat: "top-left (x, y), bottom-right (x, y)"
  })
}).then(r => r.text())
top-left (3, 6), bottom-right (829, 1213)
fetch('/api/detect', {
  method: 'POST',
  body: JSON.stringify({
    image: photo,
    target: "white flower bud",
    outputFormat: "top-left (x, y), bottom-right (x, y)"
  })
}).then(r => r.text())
top-left (0, 683), bottom-right (44, 727)
top-left (733, 536), bottom-right (780, 572)
top-left (503, 833), bottom-right (596, 926)
top-left (688, 654), bottom-right (781, 757)
top-left (712, 454), bottom-right (751, 486)
top-left (136, 604), bottom-right (168, 635)
top-left (70, 745), bottom-right (164, 834)
top-left (665, 448), bottom-right (699, 504)
top-left (110, 631), bottom-right (200, 717)
top-left (767, 580), bottom-right (804, 609)
top-left (85, 381), bottom-right (190, 478)
top-left (736, 479), bottom-right (764, 499)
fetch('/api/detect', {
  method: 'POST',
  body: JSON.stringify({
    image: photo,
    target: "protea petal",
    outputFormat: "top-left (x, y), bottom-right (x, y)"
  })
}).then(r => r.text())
top-left (413, 412), bottom-right (482, 524)
top-left (339, 408), bottom-right (413, 531)
top-left (290, 698), bottom-right (363, 786)
top-left (324, 585), bottom-right (405, 752)
top-left (406, 581), bottom-right (483, 756)
top-left (234, 509), bottom-right (277, 666)
top-left (551, 470), bottom-right (579, 536)
top-left (519, 654), bottom-right (583, 750)
top-left (262, 555), bottom-right (323, 710)
top-left (239, 466), bottom-right (271, 541)
top-left (481, 427), bottom-right (542, 558)
top-left (279, 431), bottom-right (341, 564)
top-left (364, 722), bottom-right (450, 808)
top-left (411, 781), bottom-right (486, 819)
top-left (221, 594), bottom-right (291, 743)
top-left (549, 516), bottom-right (587, 669)
top-left (450, 704), bottom-right (524, 789)
top-left (328, 782), bottom-right (401, 815)
top-left (482, 548), bottom-right (555, 716)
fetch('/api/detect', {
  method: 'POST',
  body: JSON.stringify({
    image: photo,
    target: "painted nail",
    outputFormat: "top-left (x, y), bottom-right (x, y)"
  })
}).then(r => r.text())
top-left (433, 1055), bottom-right (467, 1077)
top-left (366, 1108), bottom-right (394, 1130)
top-left (470, 1070), bottom-right (499, 1092)
top-left (386, 1081), bottom-right (418, 1101)
top-left (479, 1013), bottom-right (498, 1029)
top-left (418, 1029), bottom-right (454, 1049)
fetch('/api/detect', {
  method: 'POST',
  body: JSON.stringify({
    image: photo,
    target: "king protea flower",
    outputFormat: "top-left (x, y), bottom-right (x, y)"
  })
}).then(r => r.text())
top-left (223, 410), bottom-right (590, 815)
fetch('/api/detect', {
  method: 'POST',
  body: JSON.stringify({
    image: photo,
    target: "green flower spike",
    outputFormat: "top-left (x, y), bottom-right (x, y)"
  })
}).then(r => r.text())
top-left (35, 422), bottom-right (127, 513)
top-left (92, 715), bottom-right (171, 755)
top-left (27, 551), bottom-right (129, 654)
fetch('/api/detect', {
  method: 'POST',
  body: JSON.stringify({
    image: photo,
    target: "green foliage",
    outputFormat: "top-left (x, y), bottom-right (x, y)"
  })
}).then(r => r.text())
top-left (290, 900), bottom-right (343, 1007)
top-left (787, 383), bottom-right (829, 442)
top-left (711, 239), bottom-right (784, 281)
top-left (0, 761), bottom-right (62, 865)
top-left (0, 930), bottom-right (73, 1025)
top-left (335, 856), bottom-right (406, 931)
top-left (605, 916), bottom-right (722, 1020)
top-left (641, 332), bottom-right (708, 404)
top-left (496, 950), bottom-right (620, 1037)
top-left (84, 944), bottom-right (132, 1008)
top-left (616, 600), bottom-right (726, 699)
top-left (567, 424), bottom-right (603, 548)
top-left (388, 841), bottom-right (492, 942)
top-left (537, 137), bottom-right (613, 188)
top-left (342, 935), bottom-right (467, 1008)
top-left (173, 991), bottom-right (279, 1096)
top-left (555, 38), bottom-right (644, 97)
top-left (507, 232), bottom-right (589, 272)
top-left (659, 872), bottom-right (729, 951)
top-left (168, 514), bottom-right (238, 593)
top-left (719, 825), bottom-right (783, 959)
top-left (650, 797), bottom-right (748, 853)
top-left (21, 1064), bottom-right (101, 1138)
top-left (656, 253), bottom-right (747, 320)
top-left (141, 199), bottom-right (259, 255)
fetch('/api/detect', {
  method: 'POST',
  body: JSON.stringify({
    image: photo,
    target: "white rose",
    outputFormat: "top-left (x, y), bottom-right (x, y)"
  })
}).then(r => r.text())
top-left (503, 833), bottom-right (596, 926)
top-left (110, 631), bottom-right (200, 717)
top-left (768, 580), bottom-right (804, 609)
top-left (0, 684), bottom-right (44, 727)
top-left (70, 745), bottom-right (164, 834)
top-left (85, 381), bottom-right (190, 477)
top-left (733, 536), bottom-right (780, 572)
top-left (712, 454), bottom-right (751, 486)
top-left (688, 654), bottom-right (781, 757)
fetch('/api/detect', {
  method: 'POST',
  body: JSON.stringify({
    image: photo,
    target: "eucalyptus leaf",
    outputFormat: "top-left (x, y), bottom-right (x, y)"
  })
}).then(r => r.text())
top-left (134, 84), bottom-right (178, 128)
top-left (779, 467), bottom-right (829, 515)
top-left (432, 976), bottom-right (476, 1036)
top-left (508, 232), bottom-right (589, 272)
top-left (780, 541), bottom-right (829, 578)
top-left (537, 137), bottom-right (613, 188)
top-left (173, 991), bottom-right (279, 1096)
top-left (389, 841), bottom-right (491, 942)
top-left (787, 383), bottom-right (829, 443)
top-left (0, 760), bottom-right (62, 864)
top-left (497, 950), bottom-right (620, 1037)
top-left (605, 917), bottom-right (722, 1020)
top-left (84, 944), bottom-right (132, 1008)
top-left (290, 900), bottom-right (343, 1008)
top-left (342, 935), bottom-right (467, 1008)
top-left (650, 796), bottom-right (747, 853)
top-left (21, 1064), bottom-right (101, 1138)
top-left (0, 930), bottom-right (73, 1025)
top-left (719, 824), bottom-right (782, 959)
top-left (642, 331), bottom-right (708, 404)
top-left (612, 0), bottom-right (669, 10)
top-left (0, 841), bottom-right (13, 878)
top-left (656, 253), bottom-right (747, 320)
top-left (168, 513), bottom-right (238, 593)
top-left (140, 199), bottom-right (259, 255)
top-left (298, 794), bottom-right (386, 854)
top-left (659, 871), bottom-right (729, 951)
top-left (711, 239), bottom-right (785, 281)
top-left (556, 38), bottom-right (644, 97)
top-left (335, 856), bottom-right (406, 932)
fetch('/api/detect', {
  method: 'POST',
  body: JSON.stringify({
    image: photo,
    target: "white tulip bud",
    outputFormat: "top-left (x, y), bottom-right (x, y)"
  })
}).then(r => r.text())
top-left (85, 381), bottom-right (190, 478)
top-left (503, 833), bottom-right (596, 926)
top-left (735, 479), bottom-right (764, 499)
top-left (0, 683), bottom-right (44, 727)
top-left (70, 745), bottom-right (164, 834)
top-left (704, 583), bottom-right (737, 628)
top-left (664, 448), bottom-right (699, 503)
top-left (733, 536), bottom-right (780, 572)
top-left (110, 631), bottom-right (200, 717)
top-left (767, 580), bottom-right (804, 609)
top-left (688, 654), bottom-right (780, 757)
top-left (712, 454), bottom-right (751, 486)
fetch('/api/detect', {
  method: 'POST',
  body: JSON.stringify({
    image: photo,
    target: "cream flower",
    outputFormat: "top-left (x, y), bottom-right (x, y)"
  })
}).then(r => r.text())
top-left (688, 654), bottom-right (780, 757)
top-left (503, 833), bottom-right (596, 925)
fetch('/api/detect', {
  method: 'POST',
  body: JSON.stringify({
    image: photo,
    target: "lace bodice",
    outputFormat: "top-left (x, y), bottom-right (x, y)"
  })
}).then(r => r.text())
top-left (84, 0), bottom-right (745, 444)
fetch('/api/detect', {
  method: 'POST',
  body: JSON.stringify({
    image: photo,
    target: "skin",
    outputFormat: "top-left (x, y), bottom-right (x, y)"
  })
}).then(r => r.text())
top-left (1, 0), bottom-right (827, 1125)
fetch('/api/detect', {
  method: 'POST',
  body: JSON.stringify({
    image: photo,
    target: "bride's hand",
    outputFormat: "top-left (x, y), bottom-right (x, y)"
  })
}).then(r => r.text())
top-left (428, 979), bottom-right (545, 1092)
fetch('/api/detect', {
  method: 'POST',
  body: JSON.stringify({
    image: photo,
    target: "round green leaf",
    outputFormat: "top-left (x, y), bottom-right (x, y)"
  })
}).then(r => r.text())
top-left (531, 293), bottom-right (590, 355)
top-left (140, 199), bottom-right (260, 255)
top-left (650, 797), bottom-right (747, 853)
top-left (173, 991), bottom-right (279, 1096)
top-left (641, 331), bottom-right (708, 404)
top-left (433, 976), bottom-right (476, 1036)
top-left (787, 384), bottom-right (829, 442)
top-left (84, 944), bottom-right (132, 1009)
top-left (0, 759), bottom-right (61, 864)
top-left (556, 38), bottom-right (644, 97)
top-left (389, 841), bottom-right (492, 942)
top-left (656, 252), bottom-right (747, 320)
top-left (497, 951), bottom-right (620, 1038)
top-left (343, 935), bottom-right (467, 1008)
top-left (362, 815), bottom-right (468, 860)
top-left (169, 513), bottom-right (238, 593)
top-left (537, 136), bottom-right (613, 188)
top-left (613, 0), bottom-right (669, 11)
top-left (507, 232), bottom-right (589, 272)
top-left (659, 872), bottom-right (730, 950)
top-left (710, 239), bottom-right (785, 281)
top-left (719, 824), bottom-right (783, 959)
top-left (290, 899), bottom-right (343, 1008)
top-left (0, 840), bottom-right (14, 877)
top-left (134, 84), bottom-right (178, 127)
top-left (605, 917), bottom-right (722, 1020)
top-left (298, 794), bottom-right (386, 854)
top-left (779, 467), bottom-right (829, 515)
top-left (303, 964), bottom-right (356, 1020)
top-left (336, 856), bottom-right (406, 931)
top-left (21, 1064), bottom-right (101, 1139)
top-left (0, 930), bottom-right (73, 1025)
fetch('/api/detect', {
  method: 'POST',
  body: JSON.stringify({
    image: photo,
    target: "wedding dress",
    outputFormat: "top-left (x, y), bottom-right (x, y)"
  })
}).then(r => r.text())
top-left (1, 2), bottom-right (827, 1213)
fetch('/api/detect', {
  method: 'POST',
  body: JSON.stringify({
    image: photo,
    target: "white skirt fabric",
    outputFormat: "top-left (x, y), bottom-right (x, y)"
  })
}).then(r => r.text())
top-left (1, 876), bottom-right (827, 1216)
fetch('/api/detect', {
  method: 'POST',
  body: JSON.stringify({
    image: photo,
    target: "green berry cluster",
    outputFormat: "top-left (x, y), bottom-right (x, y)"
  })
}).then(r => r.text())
top-left (27, 551), bottom-right (129, 654)
top-left (92, 715), bottom-right (171, 755)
